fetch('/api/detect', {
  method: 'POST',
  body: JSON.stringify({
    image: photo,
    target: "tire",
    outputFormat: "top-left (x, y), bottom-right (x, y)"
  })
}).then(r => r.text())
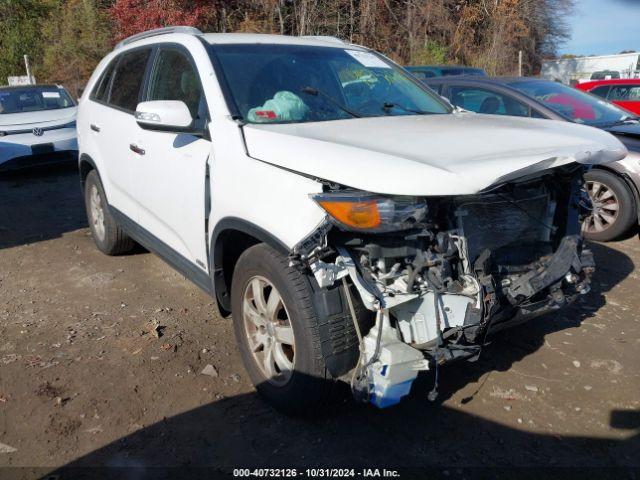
top-left (84, 170), bottom-right (135, 255)
top-left (230, 243), bottom-right (333, 416)
top-left (583, 169), bottom-right (636, 242)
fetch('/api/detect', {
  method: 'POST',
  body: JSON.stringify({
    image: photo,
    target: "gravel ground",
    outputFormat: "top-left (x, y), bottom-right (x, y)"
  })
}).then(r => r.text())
top-left (0, 165), bottom-right (639, 478)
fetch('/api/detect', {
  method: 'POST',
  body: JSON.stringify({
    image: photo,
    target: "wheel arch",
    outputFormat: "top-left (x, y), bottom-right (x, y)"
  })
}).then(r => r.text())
top-left (79, 153), bottom-right (98, 189)
top-left (210, 218), bottom-right (290, 317)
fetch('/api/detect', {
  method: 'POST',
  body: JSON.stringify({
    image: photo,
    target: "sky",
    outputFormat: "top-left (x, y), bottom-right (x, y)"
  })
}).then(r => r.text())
top-left (559, 0), bottom-right (640, 56)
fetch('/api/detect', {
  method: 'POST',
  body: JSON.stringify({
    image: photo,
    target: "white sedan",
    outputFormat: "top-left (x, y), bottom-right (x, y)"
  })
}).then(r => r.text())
top-left (0, 84), bottom-right (78, 171)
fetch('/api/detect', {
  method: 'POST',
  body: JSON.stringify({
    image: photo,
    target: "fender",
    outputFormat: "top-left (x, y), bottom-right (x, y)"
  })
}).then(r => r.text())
top-left (210, 217), bottom-right (290, 315)
top-left (209, 216), bottom-right (366, 377)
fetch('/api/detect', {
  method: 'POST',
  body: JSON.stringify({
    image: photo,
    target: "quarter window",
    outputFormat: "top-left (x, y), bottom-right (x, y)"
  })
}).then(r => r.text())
top-left (147, 48), bottom-right (204, 119)
top-left (108, 48), bottom-right (152, 112)
top-left (589, 85), bottom-right (611, 99)
top-left (91, 59), bottom-right (117, 103)
top-left (449, 86), bottom-right (530, 117)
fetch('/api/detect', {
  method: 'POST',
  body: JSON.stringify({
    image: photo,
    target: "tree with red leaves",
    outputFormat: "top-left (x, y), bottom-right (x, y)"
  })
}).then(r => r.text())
top-left (109, 0), bottom-right (214, 41)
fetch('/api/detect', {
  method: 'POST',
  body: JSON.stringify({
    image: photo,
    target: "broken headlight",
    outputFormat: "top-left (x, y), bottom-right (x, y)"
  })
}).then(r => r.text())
top-left (312, 191), bottom-right (427, 232)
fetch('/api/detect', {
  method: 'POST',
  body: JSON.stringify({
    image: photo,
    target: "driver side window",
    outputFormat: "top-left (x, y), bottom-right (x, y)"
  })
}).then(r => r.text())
top-left (147, 47), bottom-right (207, 126)
top-left (449, 85), bottom-right (530, 117)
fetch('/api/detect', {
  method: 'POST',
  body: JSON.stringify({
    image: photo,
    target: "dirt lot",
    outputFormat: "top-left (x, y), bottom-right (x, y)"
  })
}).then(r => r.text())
top-left (1, 164), bottom-right (639, 478)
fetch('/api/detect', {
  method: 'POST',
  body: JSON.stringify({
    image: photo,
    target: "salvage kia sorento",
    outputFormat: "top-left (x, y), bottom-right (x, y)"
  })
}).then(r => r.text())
top-left (77, 27), bottom-right (627, 414)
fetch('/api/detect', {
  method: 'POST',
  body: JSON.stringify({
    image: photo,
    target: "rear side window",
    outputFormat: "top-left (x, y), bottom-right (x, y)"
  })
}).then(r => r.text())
top-left (147, 47), bottom-right (204, 119)
top-left (91, 59), bottom-right (117, 102)
top-left (108, 48), bottom-right (152, 112)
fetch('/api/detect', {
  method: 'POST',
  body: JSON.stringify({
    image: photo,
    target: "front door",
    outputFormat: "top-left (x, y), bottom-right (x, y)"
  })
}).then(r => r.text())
top-left (130, 45), bottom-right (211, 271)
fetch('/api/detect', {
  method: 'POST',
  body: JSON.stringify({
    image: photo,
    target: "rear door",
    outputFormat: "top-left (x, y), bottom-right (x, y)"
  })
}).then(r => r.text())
top-left (88, 47), bottom-right (153, 218)
top-left (129, 44), bottom-right (211, 271)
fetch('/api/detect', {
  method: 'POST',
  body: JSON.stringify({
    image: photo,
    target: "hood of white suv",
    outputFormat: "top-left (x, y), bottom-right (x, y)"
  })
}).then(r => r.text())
top-left (243, 112), bottom-right (627, 196)
top-left (0, 107), bottom-right (77, 128)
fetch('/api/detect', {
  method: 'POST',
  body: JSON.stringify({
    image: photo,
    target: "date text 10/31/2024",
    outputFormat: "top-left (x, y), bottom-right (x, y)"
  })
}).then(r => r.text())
top-left (233, 468), bottom-right (401, 478)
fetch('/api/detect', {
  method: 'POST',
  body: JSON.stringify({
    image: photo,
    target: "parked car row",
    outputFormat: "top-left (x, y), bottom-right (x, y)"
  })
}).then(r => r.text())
top-left (0, 29), bottom-right (634, 414)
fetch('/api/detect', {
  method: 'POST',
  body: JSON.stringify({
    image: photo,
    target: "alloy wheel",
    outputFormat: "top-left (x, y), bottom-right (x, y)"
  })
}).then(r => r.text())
top-left (583, 180), bottom-right (619, 234)
top-left (89, 184), bottom-right (106, 241)
top-left (242, 276), bottom-right (295, 386)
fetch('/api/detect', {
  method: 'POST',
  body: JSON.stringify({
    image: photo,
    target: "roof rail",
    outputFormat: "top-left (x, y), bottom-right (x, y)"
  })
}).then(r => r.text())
top-left (115, 26), bottom-right (203, 49)
top-left (299, 35), bottom-right (346, 45)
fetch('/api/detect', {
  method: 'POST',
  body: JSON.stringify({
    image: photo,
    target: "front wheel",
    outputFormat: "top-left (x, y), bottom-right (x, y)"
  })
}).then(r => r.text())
top-left (583, 169), bottom-right (636, 242)
top-left (230, 243), bottom-right (333, 416)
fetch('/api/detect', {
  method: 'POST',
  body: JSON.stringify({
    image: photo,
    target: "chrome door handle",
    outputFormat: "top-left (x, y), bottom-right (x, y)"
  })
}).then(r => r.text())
top-left (90, 124), bottom-right (100, 132)
top-left (129, 143), bottom-right (145, 155)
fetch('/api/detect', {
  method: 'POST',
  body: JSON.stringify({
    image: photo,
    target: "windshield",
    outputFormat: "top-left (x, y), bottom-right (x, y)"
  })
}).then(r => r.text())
top-left (0, 86), bottom-right (75, 114)
top-left (508, 80), bottom-right (634, 127)
top-left (209, 44), bottom-right (451, 124)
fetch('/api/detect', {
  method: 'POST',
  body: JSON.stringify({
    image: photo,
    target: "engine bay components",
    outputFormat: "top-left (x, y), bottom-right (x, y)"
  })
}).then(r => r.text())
top-left (297, 164), bottom-right (595, 408)
top-left (352, 310), bottom-right (429, 408)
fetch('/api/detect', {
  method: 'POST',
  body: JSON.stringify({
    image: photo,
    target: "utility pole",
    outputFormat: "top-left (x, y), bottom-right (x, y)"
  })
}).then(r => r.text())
top-left (518, 50), bottom-right (523, 77)
top-left (23, 55), bottom-right (34, 84)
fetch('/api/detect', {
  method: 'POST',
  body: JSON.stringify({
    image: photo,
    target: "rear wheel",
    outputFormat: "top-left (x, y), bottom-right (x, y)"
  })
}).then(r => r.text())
top-left (84, 170), bottom-right (135, 255)
top-left (231, 243), bottom-right (333, 416)
top-left (583, 169), bottom-right (636, 242)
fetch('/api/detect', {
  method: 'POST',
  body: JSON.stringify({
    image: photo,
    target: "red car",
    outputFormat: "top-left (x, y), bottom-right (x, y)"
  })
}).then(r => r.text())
top-left (576, 79), bottom-right (640, 115)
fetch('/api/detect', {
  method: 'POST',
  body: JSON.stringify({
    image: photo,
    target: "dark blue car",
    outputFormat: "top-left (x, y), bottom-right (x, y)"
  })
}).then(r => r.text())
top-left (405, 65), bottom-right (487, 80)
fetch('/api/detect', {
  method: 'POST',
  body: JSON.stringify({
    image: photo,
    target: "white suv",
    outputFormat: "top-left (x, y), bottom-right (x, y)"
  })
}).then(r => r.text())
top-left (78, 27), bottom-right (626, 414)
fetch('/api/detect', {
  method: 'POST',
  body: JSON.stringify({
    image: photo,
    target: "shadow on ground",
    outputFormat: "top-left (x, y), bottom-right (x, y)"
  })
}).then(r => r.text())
top-left (42, 244), bottom-right (638, 479)
top-left (40, 389), bottom-right (639, 479)
top-left (0, 163), bottom-right (85, 250)
top-left (1, 168), bottom-right (638, 479)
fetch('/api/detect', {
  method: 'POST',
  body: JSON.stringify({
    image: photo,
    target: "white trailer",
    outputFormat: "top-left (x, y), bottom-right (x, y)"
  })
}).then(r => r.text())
top-left (541, 52), bottom-right (640, 85)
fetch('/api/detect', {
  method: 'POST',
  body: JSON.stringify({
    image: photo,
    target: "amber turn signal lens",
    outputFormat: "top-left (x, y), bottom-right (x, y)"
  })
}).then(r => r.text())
top-left (318, 199), bottom-right (381, 229)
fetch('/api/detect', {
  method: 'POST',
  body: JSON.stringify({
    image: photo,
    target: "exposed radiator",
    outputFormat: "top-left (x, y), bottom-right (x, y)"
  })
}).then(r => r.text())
top-left (455, 191), bottom-right (555, 266)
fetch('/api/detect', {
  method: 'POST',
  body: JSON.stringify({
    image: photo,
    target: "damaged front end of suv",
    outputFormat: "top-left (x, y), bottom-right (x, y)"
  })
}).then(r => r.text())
top-left (291, 163), bottom-right (597, 408)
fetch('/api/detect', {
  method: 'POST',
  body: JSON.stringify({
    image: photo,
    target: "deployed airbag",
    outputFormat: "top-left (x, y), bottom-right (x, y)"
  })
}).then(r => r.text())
top-left (247, 91), bottom-right (309, 123)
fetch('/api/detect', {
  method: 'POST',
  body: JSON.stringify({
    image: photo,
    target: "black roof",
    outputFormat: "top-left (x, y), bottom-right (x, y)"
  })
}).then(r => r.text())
top-left (0, 84), bottom-right (61, 91)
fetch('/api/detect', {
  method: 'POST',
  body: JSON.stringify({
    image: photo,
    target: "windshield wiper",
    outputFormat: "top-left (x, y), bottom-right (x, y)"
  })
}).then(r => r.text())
top-left (300, 86), bottom-right (362, 118)
top-left (601, 116), bottom-right (640, 128)
top-left (382, 102), bottom-right (430, 115)
top-left (615, 115), bottom-right (638, 125)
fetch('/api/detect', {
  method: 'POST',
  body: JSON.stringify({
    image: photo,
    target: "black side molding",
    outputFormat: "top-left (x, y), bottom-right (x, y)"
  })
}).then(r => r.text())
top-left (111, 207), bottom-right (214, 297)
